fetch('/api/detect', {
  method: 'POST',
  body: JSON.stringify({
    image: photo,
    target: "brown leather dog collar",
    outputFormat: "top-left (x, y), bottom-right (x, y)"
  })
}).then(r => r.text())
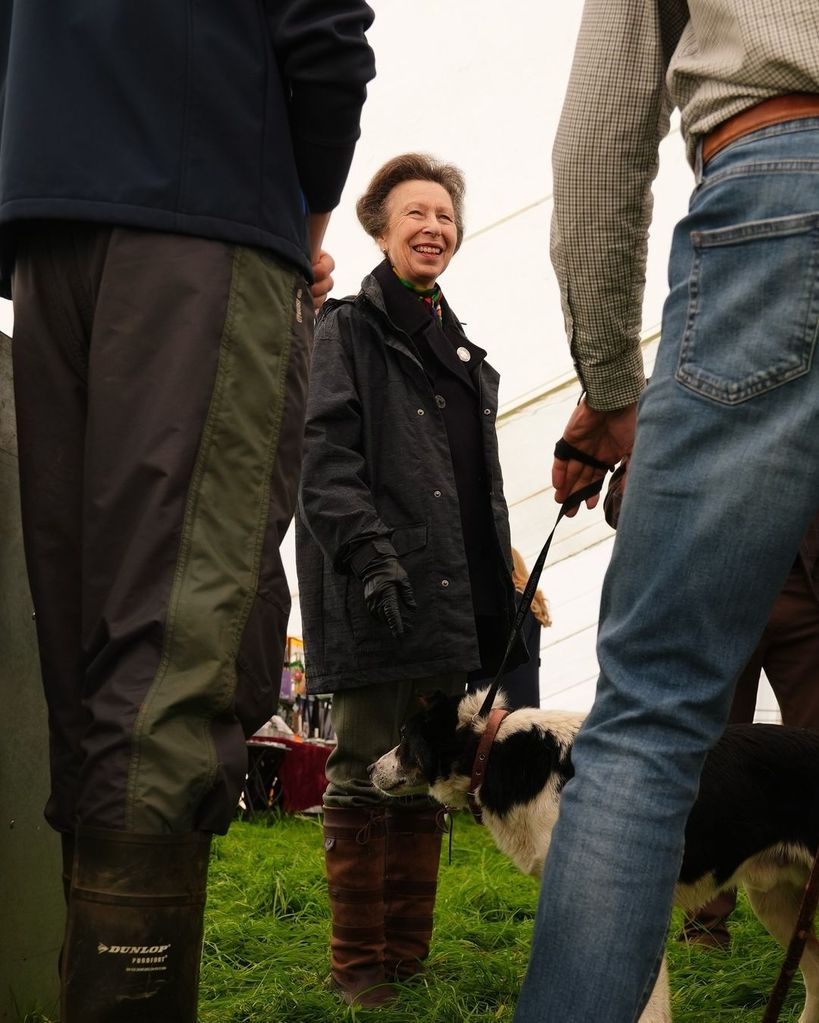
top-left (467, 707), bottom-right (509, 824)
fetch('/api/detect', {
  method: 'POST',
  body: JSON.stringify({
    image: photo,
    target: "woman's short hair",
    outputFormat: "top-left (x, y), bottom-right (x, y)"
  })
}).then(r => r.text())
top-left (356, 153), bottom-right (466, 251)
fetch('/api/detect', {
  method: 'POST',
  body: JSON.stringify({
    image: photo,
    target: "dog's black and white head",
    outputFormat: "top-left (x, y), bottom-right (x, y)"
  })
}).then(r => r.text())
top-left (369, 688), bottom-right (582, 811)
top-left (368, 689), bottom-right (484, 806)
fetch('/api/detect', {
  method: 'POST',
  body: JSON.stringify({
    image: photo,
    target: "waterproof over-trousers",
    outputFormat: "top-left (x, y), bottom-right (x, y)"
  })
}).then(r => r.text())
top-left (11, 222), bottom-right (311, 1019)
top-left (12, 221), bottom-right (311, 835)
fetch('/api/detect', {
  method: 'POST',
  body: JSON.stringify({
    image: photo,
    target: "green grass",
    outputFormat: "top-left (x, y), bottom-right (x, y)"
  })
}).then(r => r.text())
top-left (24, 812), bottom-right (807, 1022)
top-left (199, 813), bottom-right (806, 1023)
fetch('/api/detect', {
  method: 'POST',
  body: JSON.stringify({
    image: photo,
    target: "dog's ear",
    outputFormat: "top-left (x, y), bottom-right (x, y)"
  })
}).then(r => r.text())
top-left (409, 691), bottom-right (463, 785)
top-left (408, 730), bottom-right (447, 787)
top-left (418, 744), bottom-right (441, 786)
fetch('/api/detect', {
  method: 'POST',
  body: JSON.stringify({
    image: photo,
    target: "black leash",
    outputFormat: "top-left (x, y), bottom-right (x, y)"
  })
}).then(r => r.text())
top-left (476, 446), bottom-right (609, 720)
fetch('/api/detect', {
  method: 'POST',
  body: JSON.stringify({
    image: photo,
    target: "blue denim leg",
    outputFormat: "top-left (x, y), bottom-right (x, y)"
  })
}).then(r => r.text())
top-left (514, 120), bottom-right (819, 1022)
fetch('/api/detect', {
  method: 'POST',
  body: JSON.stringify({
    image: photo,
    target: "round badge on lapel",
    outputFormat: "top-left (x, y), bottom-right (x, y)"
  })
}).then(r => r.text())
top-left (456, 346), bottom-right (471, 363)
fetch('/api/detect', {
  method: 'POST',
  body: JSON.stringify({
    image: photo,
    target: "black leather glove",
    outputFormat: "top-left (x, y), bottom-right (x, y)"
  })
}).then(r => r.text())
top-left (359, 554), bottom-right (416, 638)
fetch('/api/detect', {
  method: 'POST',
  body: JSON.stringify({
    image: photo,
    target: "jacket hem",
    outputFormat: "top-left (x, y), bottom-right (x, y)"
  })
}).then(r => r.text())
top-left (306, 653), bottom-right (481, 695)
top-left (0, 198), bottom-right (312, 279)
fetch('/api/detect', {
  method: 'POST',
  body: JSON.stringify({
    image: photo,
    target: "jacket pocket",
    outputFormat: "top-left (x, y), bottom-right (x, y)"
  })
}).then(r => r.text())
top-left (390, 522), bottom-right (427, 557)
top-left (676, 212), bottom-right (819, 405)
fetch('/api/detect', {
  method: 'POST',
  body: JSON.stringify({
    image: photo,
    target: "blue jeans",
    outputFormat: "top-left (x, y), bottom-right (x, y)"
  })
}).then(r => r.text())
top-left (514, 119), bottom-right (819, 1022)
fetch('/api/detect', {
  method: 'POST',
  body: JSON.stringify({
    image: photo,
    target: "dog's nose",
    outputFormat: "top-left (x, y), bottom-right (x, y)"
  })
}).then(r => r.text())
top-left (366, 762), bottom-right (376, 777)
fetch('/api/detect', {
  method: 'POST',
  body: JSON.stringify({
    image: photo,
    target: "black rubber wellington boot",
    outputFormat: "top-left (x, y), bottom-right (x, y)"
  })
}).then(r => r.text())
top-left (60, 826), bottom-right (211, 1023)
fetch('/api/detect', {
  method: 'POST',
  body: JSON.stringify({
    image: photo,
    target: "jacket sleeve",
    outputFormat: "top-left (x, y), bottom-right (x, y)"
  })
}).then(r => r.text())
top-left (298, 305), bottom-right (396, 574)
top-left (266, 1), bottom-right (376, 212)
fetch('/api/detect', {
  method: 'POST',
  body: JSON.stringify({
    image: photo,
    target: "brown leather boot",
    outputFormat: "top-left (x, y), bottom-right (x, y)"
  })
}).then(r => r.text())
top-left (384, 805), bottom-right (447, 980)
top-left (323, 805), bottom-right (394, 1006)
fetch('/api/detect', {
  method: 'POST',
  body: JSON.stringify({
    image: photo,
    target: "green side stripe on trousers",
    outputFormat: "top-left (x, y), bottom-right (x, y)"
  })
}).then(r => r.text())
top-left (126, 248), bottom-right (295, 832)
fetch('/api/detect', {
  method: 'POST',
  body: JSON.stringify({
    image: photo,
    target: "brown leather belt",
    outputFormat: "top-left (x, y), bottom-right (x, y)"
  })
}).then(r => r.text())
top-left (702, 92), bottom-right (819, 166)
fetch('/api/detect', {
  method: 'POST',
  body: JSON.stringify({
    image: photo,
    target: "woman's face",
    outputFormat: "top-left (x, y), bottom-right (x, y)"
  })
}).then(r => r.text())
top-left (377, 179), bottom-right (457, 289)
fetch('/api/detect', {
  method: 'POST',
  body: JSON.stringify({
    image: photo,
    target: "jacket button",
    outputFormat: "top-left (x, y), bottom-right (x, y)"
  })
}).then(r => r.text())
top-left (441, 579), bottom-right (450, 588)
top-left (416, 408), bottom-right (425, 416)
top-left (433, 489), bottom-right (442, 498)
top-left (483, 408), bottom-right (492, 416)
top-left (435, 394), bottom-right (446, 408)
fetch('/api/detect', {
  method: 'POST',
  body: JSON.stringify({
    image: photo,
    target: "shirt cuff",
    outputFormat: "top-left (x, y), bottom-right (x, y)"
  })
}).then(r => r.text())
top-left (576, 344), bottom-right (646, 412)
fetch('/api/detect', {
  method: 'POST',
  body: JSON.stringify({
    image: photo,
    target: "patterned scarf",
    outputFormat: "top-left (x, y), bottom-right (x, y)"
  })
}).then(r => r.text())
top-left (393, 267), bottom-right (443, 323)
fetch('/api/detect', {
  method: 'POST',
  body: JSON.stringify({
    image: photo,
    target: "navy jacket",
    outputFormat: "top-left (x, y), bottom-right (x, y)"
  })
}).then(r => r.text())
top-left (296, 269), bottom-right (526, 694)
top-left (0, 1), bottom-right (375, 297)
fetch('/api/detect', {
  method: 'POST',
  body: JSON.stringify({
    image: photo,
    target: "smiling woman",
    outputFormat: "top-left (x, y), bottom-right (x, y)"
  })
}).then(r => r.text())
top-left (295, 153), bottom-right (527, 1008)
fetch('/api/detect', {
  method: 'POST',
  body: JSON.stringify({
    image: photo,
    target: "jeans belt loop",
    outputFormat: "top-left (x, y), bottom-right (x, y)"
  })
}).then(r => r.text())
top-left (693, 140), bottom-right (704, 186)
top-left (701, 92), bottom-right (819, 167)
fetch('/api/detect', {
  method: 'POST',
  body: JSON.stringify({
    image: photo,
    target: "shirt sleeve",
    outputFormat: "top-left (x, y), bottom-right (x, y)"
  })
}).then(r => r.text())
top-left (551, 0), bottom-right (686, 410)
top-left (266, 1), bottom-right (376, 212)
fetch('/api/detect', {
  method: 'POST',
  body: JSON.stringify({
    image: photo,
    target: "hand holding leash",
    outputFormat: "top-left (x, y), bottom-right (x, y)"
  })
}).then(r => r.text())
top-left (553, 398), bottom-right (636, 516)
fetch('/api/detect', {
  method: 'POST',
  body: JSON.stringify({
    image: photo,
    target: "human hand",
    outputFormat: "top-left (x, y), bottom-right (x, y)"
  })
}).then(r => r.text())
top-left (311, 249), bottom-right (335, 310)
top-left (360, 555), bottom-right (417, 638)
top-left (553, 399), bottom-right (637, 516)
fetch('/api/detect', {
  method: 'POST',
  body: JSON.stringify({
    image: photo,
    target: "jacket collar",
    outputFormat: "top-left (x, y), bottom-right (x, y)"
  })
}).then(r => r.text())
top-left (371, 258), bottom-right (435, 337)
top-left (367, 260), bottom-right (488, 389)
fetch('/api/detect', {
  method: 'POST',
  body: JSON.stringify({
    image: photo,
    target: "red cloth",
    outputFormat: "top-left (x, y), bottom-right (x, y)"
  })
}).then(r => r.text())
top-left (250, 735), bottom-right (332, 812)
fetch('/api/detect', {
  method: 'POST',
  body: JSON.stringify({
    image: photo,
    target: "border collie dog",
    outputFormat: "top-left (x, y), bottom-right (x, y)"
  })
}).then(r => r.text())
top-left (368, 689), bottom-right (819, 1023)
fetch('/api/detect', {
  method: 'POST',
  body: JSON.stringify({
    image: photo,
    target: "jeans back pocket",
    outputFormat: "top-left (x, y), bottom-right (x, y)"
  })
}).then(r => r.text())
top-left (677, 213), bottom-right (819, 404)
